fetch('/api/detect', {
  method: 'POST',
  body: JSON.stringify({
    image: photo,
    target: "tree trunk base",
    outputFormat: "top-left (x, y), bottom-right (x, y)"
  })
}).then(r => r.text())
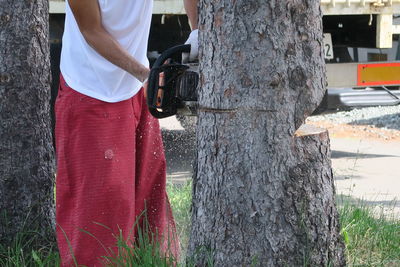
top-left (188, 123), bottom-right (345, 266)
top-left (284, 124), bottom-right (346, 266)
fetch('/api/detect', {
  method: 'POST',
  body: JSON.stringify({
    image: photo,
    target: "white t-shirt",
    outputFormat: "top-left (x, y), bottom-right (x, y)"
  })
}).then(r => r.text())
top-left (60, 0), bottom-right (153, 103)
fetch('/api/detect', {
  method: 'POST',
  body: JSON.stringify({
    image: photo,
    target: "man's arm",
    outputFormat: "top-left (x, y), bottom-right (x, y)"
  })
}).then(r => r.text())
top-left (184, 0), bottom-right (198, 30)
top-left (68, 0), bottom-right (149, 82)
top-left (182, 0), bottom-right (199, 62)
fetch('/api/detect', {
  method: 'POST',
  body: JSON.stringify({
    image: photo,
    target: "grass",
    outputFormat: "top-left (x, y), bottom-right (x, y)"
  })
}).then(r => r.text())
top-left (166, 181), bottom-right (192, 257)
top-left (338, 196), bottom-right (400, 266)
top-left (1, 182), bottom-right (399, 266)
top-left (101, 222), bottom-right (178, 267)
top-left (0, 231), bottom-right (60, 267)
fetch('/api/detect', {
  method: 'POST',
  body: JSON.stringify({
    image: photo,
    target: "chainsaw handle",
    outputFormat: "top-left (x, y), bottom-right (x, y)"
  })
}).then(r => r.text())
top-left (152, 44), bottom-right (191, 68)
top-left (147, 45), bottom-right (191, 119)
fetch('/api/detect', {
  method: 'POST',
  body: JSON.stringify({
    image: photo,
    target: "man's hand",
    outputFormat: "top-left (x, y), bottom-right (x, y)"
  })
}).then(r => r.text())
top-left (182, 29), bottom-right (199, 63)
top-left (142, 72), bottom-right (165, 101)
top-left (68, 0), bottom-right (149, 82)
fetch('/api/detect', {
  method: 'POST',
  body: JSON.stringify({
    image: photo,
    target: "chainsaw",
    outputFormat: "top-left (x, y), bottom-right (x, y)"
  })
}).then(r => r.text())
top-left (146, 44), bottom-right (199, 118)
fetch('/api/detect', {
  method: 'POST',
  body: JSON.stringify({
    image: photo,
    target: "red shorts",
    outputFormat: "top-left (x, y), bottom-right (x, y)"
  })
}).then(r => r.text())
top-left (55, 75), bottom-right (178, 266)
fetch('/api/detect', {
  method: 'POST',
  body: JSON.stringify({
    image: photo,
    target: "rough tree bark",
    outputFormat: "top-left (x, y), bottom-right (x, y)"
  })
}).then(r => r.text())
top-left (188, 0), bottom-right (345, 266)
top-left (0, 0), bottom-right (56, 247)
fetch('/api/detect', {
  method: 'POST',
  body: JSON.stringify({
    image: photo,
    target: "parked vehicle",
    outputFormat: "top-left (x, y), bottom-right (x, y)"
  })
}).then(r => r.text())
top-left (321, 0), bottom-right (400, 109)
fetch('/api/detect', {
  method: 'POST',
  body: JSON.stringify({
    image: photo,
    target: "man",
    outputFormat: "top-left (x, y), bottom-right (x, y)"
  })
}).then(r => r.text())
top-left (55, 0), bottom-right (198, 265)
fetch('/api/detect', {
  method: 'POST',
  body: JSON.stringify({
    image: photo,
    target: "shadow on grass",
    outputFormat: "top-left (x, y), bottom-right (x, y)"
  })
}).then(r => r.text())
top-left (0, 231), bottom-right (60, 267)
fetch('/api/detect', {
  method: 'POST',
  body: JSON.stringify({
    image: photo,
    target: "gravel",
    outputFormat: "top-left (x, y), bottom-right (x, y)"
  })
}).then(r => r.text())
top-left (308, 106), bottom-right (400, 131)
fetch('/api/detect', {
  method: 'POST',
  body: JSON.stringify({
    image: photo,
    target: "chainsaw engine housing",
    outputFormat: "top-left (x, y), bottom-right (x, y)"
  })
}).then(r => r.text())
top-left (147, 45), bottom-right (199, 118)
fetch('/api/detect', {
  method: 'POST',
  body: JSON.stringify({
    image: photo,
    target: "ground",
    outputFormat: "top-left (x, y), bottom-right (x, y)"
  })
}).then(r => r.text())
top-left (307, 118), bottom-right (400, 218)
top-left (160, 114), bottom-right (400, 218)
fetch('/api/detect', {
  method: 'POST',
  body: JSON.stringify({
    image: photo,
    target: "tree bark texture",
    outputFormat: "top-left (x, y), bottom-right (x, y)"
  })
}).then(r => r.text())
top-left (0, 0), bottom-right (56, 247)
top-left (188, 1), bottom-right (345, 266)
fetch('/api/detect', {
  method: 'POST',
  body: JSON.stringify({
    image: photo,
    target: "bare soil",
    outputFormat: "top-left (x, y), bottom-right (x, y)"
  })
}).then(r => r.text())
top-left (306, 119), bottom-right (400, 142)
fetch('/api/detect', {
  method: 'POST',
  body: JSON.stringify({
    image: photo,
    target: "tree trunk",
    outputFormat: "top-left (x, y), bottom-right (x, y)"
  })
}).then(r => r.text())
top-left (188, 0), bottom-right (345, 266)
top-left (0, 0), bottom-right (56, 247)
top-left (287, 124), bottom-right (345, 266)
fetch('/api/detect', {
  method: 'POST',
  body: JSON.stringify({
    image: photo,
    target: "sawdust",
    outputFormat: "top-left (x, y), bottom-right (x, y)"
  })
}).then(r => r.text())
top-left (306, 119), bottom-right (400, 142)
